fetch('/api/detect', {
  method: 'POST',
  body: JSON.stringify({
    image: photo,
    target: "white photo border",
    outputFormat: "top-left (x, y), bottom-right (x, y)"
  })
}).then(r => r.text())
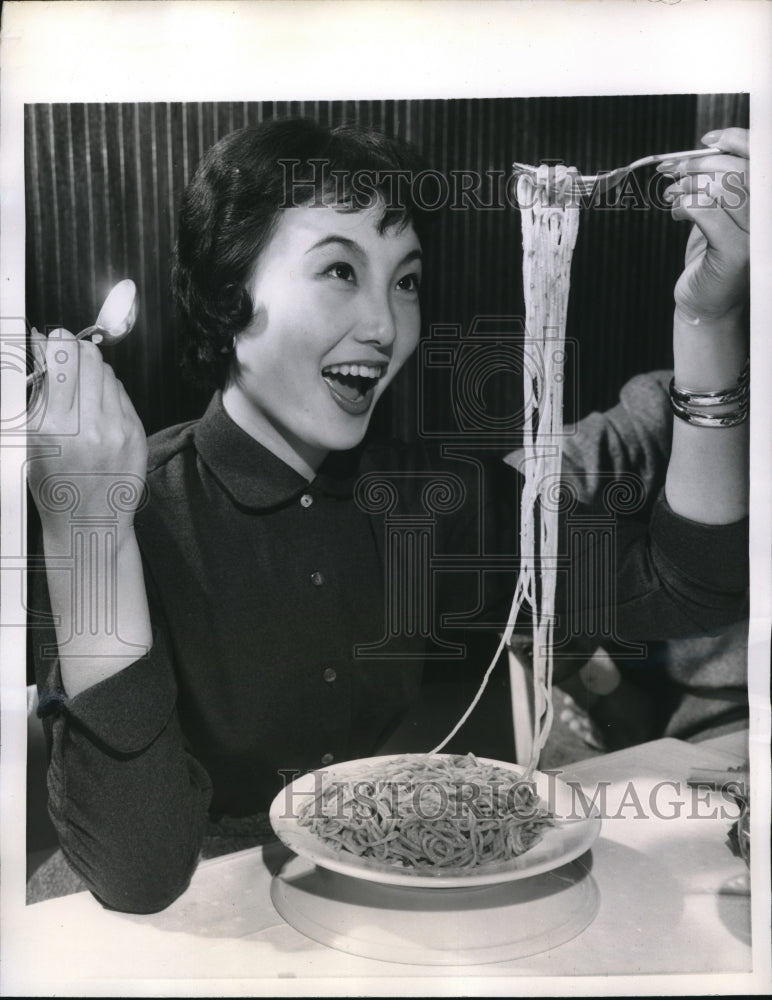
top-left (2, 2), bottom-right (770, 996)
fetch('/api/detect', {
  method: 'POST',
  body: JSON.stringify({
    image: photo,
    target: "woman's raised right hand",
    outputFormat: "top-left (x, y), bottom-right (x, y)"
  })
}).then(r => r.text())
top-left (28, 328), bottom-right (148, 533)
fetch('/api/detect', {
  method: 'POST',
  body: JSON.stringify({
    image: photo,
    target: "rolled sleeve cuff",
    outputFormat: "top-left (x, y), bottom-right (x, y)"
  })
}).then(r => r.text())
top-left (46, 627), bottom-right (177, 754)
top-left (651, 492), bottom-right (749, 594)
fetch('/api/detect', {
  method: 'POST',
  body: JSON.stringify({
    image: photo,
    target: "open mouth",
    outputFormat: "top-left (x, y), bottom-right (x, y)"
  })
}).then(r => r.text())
top-left (321, 363), bottom-right (386, 415)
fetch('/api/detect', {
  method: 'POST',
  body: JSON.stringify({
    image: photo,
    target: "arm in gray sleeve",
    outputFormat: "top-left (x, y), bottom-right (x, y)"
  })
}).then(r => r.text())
top-left (501, 373), bottom-right (747, 642)
top-left (505, 371), bottom-right (673, 510)
top-left (587, 492), bottom-right (748, 641)
top-left (31, 564), bottom-right (212, 914)
top-left (560, 371), bottom-right (673, 507)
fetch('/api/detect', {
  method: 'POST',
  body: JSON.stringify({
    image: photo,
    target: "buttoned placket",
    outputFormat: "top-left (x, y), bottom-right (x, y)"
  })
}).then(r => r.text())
top-left (302, 492), bottom-right (328, 595)
top-left (299, 489), bottom-right (345, 765)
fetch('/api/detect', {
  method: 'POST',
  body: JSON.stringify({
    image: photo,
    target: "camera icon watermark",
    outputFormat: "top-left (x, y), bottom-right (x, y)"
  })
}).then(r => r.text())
top-left (418, 316), bottom-right (578, 445)
top-left (1, 319), bottom-right (83, 436)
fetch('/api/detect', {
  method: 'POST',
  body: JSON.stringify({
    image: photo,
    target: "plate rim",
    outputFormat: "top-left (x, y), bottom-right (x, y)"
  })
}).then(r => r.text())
top-left (269, 752), bottom-right (601, 888)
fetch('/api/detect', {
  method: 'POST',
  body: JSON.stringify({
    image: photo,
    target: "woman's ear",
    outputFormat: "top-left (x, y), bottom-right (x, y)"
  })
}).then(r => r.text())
top-left (215, 283), bottom-right (254, 350)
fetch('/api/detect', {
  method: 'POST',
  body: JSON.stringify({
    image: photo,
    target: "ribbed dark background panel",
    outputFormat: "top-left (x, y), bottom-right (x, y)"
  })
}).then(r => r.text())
top-left (25, 95), bottom-right (748, 438)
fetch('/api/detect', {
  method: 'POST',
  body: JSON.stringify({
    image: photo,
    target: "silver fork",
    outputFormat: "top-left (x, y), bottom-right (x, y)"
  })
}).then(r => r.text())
top-left (513, 146), bottom-right (722, 198)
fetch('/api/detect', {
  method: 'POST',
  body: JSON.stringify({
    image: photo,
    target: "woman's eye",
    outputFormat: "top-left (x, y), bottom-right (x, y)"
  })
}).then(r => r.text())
top-left (396, 272), bottom-right (421, 293)
top-left (325, 262), bottom-right (355, 282)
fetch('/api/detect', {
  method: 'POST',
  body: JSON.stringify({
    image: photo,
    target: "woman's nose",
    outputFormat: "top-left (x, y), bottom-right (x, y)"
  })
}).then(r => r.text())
top-left (353, 291), bottom-right (397, 348)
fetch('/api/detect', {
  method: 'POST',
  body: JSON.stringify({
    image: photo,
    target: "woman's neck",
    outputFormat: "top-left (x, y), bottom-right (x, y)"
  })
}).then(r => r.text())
top-left (221, 384), bottom-right (328, 481)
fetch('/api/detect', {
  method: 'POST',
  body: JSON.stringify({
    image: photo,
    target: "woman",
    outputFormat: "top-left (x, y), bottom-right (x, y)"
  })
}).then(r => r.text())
top-left (28, 119), bottom-right (750, 912)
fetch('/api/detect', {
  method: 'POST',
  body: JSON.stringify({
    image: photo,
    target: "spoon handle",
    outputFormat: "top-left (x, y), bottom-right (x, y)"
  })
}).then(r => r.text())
top-left (75, 325), bottom-right (104, 343)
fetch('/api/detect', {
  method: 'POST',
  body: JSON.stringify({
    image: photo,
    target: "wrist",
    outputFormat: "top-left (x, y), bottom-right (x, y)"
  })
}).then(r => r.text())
top-left (34, 472), bottom-right (144, 546)
top-left (673, 306), bottom-right (748, 392)
top-left (42, 517), bottom-right (138, 554)
top-left (674, 302), bottom-right (747, 334)
top-left (669, 365), bottom-right (749, 428)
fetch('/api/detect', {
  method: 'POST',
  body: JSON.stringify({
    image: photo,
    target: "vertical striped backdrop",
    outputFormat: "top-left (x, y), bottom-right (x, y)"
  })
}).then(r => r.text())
top-left (25, 95), bottom-right (748, 438)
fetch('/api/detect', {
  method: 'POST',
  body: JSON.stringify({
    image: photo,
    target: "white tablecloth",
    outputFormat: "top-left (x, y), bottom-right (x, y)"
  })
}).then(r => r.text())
top-left (6, 732), bottom-right (762, 996)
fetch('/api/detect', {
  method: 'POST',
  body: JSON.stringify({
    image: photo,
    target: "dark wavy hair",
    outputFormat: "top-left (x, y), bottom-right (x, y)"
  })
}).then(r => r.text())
top-left (172, 118), bottom-right (430, 388)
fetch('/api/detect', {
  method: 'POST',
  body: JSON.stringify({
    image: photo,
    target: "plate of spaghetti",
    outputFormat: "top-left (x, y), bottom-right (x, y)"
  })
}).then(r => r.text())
top-left (269, 752), bottom-right (601, 888)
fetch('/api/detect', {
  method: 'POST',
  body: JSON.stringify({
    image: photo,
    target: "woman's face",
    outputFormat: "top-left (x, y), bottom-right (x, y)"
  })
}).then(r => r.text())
top-left (222, 203), bottom-right (422, 477)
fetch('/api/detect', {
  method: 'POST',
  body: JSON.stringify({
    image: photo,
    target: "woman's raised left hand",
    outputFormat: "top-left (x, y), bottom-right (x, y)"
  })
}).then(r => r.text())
top-left (659, 126), bottom-right (749, 323)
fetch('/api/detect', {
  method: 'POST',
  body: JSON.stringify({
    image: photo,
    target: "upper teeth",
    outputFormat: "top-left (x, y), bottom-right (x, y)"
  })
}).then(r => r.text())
top-left (324, 363), bottom-right (384, 379)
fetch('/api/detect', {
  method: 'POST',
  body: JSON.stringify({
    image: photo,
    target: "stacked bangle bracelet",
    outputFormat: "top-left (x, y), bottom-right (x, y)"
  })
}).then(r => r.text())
top-left (669, 359), bottom-right (750, 427)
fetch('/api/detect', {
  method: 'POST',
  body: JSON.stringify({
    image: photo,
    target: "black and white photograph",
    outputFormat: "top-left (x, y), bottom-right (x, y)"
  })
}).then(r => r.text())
top-left (1, 2), bottom-right (770, 996)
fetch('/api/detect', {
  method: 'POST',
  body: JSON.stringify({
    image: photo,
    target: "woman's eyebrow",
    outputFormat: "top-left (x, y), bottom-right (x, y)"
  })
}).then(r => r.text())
top-left (305, 235), bottom-right (364, 256)
top-left (399, 249), bottom-right (423, 268)
top-left (305, 237), bottom-right (423, 268)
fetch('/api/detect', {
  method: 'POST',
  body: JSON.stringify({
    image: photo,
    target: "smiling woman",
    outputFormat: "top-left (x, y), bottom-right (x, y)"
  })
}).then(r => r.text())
top-left (173, 119), bottom-right (430, 392)
top-left (222, 204), bottom-right (423, 476)
top-left (170, 120), bottom-right (429, 476)
top-left (27, 115), bottom-right (750, 914)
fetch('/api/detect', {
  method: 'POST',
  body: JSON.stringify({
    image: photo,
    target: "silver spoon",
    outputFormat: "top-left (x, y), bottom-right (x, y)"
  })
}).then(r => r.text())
top-left (26, 278), bottom-right (139, 386)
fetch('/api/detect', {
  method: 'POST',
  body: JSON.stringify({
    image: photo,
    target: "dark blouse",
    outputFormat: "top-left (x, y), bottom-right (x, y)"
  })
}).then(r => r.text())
top-left (32, 390), bottom-right (749, 913)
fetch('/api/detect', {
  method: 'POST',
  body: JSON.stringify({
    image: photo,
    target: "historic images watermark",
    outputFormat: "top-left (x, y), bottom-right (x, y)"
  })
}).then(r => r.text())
top-left (279, 158), bottom-right (748, 213)
top-left (275, 768), bottom-right (748, 823)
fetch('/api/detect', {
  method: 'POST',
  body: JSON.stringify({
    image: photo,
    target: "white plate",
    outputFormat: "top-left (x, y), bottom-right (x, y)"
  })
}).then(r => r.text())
top-left (271, 853), bottom-right (600, 965)
top-left (269, 753), bottom-right (601, 888)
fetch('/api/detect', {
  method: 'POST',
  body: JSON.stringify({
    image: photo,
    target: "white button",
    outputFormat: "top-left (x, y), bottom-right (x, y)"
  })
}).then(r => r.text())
top-left (300, 494), bottom-right (313, 508)
top-left (321, 752), bottom-right (334, 765)
top-left (311, 571), bottom-right (324, 586)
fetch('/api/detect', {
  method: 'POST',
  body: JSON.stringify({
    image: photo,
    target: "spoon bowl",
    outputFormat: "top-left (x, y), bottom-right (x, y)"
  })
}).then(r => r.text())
top-left (26, 279), bottom-right (139, 386)
top-left (75, 278), bottom-right (139, 345)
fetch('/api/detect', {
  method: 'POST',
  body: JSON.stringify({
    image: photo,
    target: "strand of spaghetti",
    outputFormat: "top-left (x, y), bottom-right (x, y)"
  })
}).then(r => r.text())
top-left (431, 164), bottom-right (579, 769)
top-left (518, 175), bottom-right (547, 772)
top-left (522, 177), bottom-right (580, 769)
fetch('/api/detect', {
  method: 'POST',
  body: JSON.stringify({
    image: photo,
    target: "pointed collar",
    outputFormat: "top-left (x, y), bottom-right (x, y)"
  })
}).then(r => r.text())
top-left (194, 392), bottom-right (363, 510)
